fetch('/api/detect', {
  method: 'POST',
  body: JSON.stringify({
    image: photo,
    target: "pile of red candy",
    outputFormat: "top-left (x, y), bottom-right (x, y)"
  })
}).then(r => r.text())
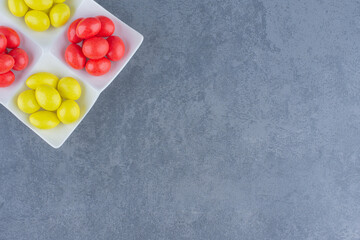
top-left (0, 26), bottom-right (29, 88)
top-left (65, 16), bottom-right (125, 76)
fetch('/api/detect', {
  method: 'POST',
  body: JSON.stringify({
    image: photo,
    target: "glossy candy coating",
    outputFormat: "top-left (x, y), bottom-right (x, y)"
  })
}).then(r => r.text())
top-left (57, 100), bottom-right (80, 124)
top-left (106, 36), bottom-right (125, 61)
top-left (65, 43), bottom-right (86, 70)
top-left (82, 37), bottom-right (109, 60)
top-left (49, 3), bottom-right (70, 28)
top-left (0, 71), bottom-right (15, 88)
top-left (17, 90), bottom-right (40, 114)
top-left (24, 0), bottom-right (53, 11)
top-left (96, 16), bottom-right (115, 37)
top-left (35, 85), bottom-right (62, 111)
top-left (29, 111), bottom-right (60, 129)
top-left (8, 0), bottom-right (29, 17)
top-left (26, 72), bottom-right (59, 89)
top-left (85, 57), bottom-right (111, 76)
top-left (0, 26), bottom-right (20, 49)
top-left (57, 77), bottom-right (81, 100)
top-left (25, 10), bottom-right (50, 31)
top-left (8, 48), bottom-right (28, 71)
top-left (76, 17), bottom-right (101, 39)
top-left (0, 34), bottom-right (7, 53)
top-left (0, 54), bottom-right (15, 74)
top-left (67, 18), bottom-right (83, 43)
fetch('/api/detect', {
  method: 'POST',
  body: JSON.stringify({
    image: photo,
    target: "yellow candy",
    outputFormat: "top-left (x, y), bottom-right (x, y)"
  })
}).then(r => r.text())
top-left (35, 85), bottom-right (61, 111)
top-left (26, 72), bottom-right (58, 89)
top-left (17, 90), bottom-right (40, 114)
top-left (57, 77), bottom-right (81, 100)
top-left (8, 0), bottom-right (29, 17)
top-left (54, 0), bottom-right (65, 3)
top-left (24, 0), bottom-right (53, 11)
top-left (29, 111), bottom-right (60, 129)
top-left (49, 3), bottom-right (70, 28)
top-left (57, 100), bottom-right (80, 124)
top-left (24, 10), bottom-right (50, 31)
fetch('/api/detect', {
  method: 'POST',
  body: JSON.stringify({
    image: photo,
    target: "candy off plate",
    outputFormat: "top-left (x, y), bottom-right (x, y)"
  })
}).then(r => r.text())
top-left (0, 0), bottom-right (143, 148)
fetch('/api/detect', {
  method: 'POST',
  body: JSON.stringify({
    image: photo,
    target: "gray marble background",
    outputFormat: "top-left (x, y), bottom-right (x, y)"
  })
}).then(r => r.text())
top-left (1, 0), bottom-right (360, 239)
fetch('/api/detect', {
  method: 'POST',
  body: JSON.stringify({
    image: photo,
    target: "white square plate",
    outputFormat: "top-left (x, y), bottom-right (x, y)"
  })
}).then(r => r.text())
top-left (0, 0), bottom-right (143, 148)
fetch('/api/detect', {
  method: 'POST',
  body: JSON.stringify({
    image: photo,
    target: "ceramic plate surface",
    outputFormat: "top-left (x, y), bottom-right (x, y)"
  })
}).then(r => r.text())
top-left (0, 0), bottom-right (143, 148)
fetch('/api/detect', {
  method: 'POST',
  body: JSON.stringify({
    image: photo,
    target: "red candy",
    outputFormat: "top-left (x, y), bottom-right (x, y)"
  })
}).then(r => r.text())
top-left (0, 27), bottom-right (28, 87)
top-left (85, 57), bottom-right (111, 76)
top-left (0, 54), bottom-right (15, 74)
top-left (76, 17), bottom-right (101, 39)
top-left (8, 48), bottom-right (28, 71)
top-left (106, 36), bottom-right (125, 61)
top-left (82, 37), bottom-right (109, 60)
top-left (0, 71), bottom-right (15, 88)
top-left (66, 17), bottom-right (126, 76)
top-left (0, 26), bottom-right (20, 49)
top-left (68, 18), bottom-right (83, 43)
top-left (0, 34), bottom-right (7, 53)
top-left (96, 16), bottom-right (115, 37)
top-left (65, 43), bottom-right (86, 70)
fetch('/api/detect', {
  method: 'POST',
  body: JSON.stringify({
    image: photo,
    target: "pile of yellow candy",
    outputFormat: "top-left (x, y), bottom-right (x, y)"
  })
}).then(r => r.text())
top-left (8, 0), bottom-right (71, 31)
top-left (17, 72), bottom-right (82, 129)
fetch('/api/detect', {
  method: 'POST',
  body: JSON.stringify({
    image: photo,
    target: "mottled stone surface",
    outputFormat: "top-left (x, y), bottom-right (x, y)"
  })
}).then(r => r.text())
top-left (1, 0), bottom-right (360, 239)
